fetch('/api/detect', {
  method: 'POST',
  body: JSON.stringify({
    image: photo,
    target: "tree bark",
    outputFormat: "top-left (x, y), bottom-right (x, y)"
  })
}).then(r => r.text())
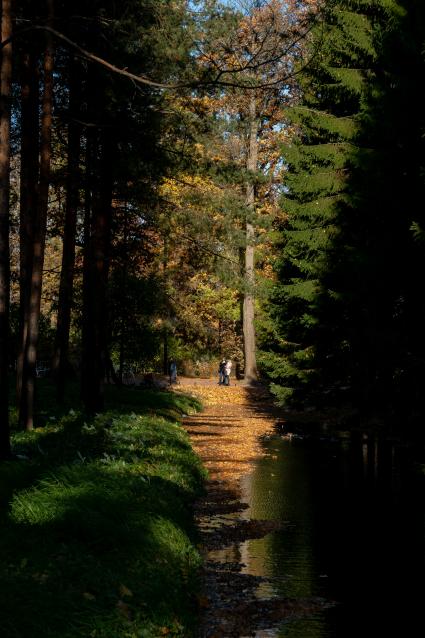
top-left (243, 95), bottom-right (258, 384)
top-left (82, 130), bottom-right (114, 414)
top-left (118, 207), bottom-right (129, 386)
top-left (162, 233), bottom-right (169, 376)
top-left (53, 55), bottom-right (81, 401)
top-left (19, 0), bottom-right (54, 430)
top-left (16, 45), bottom-right (39, 407)
top-left (0, 0), bottom-right (13, 458)
top-left (81, 128), bottom-right (95, 408)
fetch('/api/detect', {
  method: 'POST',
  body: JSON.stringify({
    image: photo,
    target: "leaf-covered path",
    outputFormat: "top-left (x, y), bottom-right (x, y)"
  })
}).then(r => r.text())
top-left (180, 380), bottom-right (277, 484)
top-left (177, 379), bottom-right (331, 637)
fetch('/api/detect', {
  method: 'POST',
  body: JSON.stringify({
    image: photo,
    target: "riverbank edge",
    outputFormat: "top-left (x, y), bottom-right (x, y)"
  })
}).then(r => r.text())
top-left (0, 387), bottom-right (206, 638)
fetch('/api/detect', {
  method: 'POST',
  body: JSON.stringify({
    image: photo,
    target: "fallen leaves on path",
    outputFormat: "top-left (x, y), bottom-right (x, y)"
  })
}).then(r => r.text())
top-left (175, 382), bottom-right (248, 407)
top-left (181, 384), bottom-right (276, 484)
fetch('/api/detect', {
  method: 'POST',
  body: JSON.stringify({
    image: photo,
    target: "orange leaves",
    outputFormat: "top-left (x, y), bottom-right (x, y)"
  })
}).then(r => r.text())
top-left (181, 381), bottom-right (277, 484)
top-left (177, 382), bottom-right (247, 407)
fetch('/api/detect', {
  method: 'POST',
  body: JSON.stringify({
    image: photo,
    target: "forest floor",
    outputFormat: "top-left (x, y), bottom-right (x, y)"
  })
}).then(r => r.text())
top-left (176, 379), bottom-right (331, 637)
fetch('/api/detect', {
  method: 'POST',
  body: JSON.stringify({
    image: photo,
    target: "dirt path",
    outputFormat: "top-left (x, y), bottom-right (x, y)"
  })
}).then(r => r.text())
top-left (177, 380), bottom-right (331, 638)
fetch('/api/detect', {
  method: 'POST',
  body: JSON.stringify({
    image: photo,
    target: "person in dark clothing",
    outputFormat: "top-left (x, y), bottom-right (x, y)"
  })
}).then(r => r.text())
top-left (169, 360), bottom-right (177, 384)
top-left (218, 359), bottom-right (226, 385)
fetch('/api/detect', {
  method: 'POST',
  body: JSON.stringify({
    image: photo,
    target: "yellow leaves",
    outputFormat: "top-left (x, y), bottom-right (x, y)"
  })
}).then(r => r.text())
top-left (193, 142), bottom-right (206, 157)
top-left (83, 592), bottom-right (96, 601)
top-left (160, 174), bottom-right (221, 202)
top-left (119, 583), bottom-right (133, 598)
top-left (177, 383), bottom-right (247, 407)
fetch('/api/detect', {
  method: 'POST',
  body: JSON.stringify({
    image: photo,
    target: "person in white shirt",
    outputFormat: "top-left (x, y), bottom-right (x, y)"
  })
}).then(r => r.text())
top-left (224, 359), bottom-right (232, 386)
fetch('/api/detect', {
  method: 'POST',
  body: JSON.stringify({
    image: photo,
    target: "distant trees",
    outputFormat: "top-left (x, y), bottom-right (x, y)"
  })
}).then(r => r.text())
top-left (188, 0), bottom-right (317, 382)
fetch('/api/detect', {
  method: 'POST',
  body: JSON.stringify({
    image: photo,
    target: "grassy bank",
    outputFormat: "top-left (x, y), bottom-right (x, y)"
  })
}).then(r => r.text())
top-left (0, 384), bottom-right (205, 638)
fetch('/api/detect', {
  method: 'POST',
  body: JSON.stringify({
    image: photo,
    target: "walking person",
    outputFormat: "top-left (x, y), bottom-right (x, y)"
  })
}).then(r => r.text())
top-left (218, 358), bottom-right (226, 385)
top-left (224, 359), bottom-right (232, 386)
top-left (169, 360), bottom-right (177, 385)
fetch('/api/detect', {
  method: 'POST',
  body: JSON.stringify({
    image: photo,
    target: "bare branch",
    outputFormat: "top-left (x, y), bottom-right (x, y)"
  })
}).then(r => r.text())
top-left (1, 13), bottom-right (323, 92)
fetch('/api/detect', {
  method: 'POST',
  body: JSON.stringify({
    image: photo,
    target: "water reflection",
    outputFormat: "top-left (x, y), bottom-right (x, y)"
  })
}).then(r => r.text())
top-left (239, 433), bottom-right (425, 637)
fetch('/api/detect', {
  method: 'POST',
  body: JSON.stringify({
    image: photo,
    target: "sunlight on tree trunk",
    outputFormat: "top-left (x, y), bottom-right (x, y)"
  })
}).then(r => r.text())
top-left (243, 95), bottom-right (258, 383)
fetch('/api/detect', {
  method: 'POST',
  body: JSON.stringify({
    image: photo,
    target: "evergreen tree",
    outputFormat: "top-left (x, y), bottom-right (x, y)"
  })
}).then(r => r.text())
top-left (331, 0), bottom-right (425, 415)
top-left (265, 0), bottom-right (377, 404)
top-left (265, 0), bottom-right (425, 416)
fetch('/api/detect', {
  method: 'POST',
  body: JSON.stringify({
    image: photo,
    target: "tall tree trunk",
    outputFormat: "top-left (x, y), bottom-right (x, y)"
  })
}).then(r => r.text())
top-left (53, 55), bottom-right (81, 401)
top-left (82, 130), bottom-right (113, 414)
top-left (162, 233), bottom-right (169, 376)
top-left (19, 0), bottom-right (54, 430)
top-left (243, 95), bottom-right (258, 384)
top-left (0, 0), bottom-right (13, 458)
top-left (81, 128), bottom-right (94, 408)
top-left (118, 207), bottom-right (128, 386)
top-left (16, 45), bottom-right (39, 408)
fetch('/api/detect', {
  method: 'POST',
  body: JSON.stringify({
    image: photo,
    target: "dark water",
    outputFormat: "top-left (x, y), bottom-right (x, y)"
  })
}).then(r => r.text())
top-left (239, 433), bottom-right (425, 637)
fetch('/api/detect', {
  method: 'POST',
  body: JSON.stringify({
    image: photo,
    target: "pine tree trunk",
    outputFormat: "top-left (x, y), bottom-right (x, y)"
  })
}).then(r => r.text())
top-left (53, 55), bottom-right (81, 401)
top-left (16, 46), bottom-right (39, 407)
top-left (163, 331), bottom-right (168, 376)
top-left (162, 233), bottom-right (169, 376)
top-left (0, 0), bottom-right (13, 458)
top-left (243, 96), bottom-right (258, 384)
top-left (82, 130), bottom-right (113, 414)
top-left (118, 209), bottom-right (128, 386)
top-left (19, 0), bottom-right (54, 430)
top-left (95, 132), bottom-right (114, 402)
top-left (81, 129), bottom-right (94, 408)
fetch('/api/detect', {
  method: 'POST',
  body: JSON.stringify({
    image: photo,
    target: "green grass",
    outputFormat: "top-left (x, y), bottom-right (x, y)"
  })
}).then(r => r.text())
top-left (1, 383), bottom-right (206, 637)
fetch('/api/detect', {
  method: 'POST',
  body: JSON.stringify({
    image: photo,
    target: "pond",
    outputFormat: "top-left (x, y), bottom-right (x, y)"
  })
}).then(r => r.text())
top-left (236, 432), bottom-right (425, 637)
